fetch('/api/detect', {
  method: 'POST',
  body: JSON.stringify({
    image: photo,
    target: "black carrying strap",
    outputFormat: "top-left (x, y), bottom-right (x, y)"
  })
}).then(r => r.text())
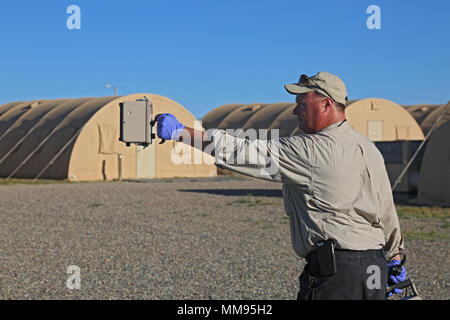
top-left (386, 278), bottom-right (421, 299)
top-left (386, 279), bottom-right (412, 292)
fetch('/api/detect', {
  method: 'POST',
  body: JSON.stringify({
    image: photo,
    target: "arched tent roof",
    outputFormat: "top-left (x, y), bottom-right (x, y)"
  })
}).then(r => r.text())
top-left (403, 104), bottom-right (441, 125)
top-left (417, 119), bottom-right (450, 206)
top-left (268, 104), bottom-right (298, 137)
top-left (419, 103), bottom-right (450, 135)
top-left (216, 103), bottom-right (268, 130)
top-left (1, 97), bottom-right (117, 178)
top-left (0, 97), bottom-right (94, 175)
top-left (0, 101), bottom-right (25, 118)
top-left (0, 100), bottom-right (44, 139)
top-left (202, 102), bottom-right (298, 139)
top-left (0, 99), bottom-right (74, 162)
top-left (201, 103), bottom-right (242, 130)
top-left (0, 94), bottom-right (216, 180)
top-left (243, 103), bottom-right (292, 131)
top-left (345, 98), bottom-right (425, 141)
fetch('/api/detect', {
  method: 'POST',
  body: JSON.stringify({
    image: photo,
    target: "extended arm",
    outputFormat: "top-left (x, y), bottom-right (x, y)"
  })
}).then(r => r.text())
top-left (154, 114), bottom-right (312, 184)
top-left (178, 126), bottom-right (211, 153)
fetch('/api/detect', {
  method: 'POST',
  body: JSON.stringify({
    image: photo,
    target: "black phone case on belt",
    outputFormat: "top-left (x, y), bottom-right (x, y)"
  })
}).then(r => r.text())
top-left (316, 239), bottom-right (337, 276)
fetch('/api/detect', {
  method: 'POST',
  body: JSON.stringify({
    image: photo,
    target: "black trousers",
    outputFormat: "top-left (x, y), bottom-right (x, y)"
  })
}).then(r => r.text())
top-left (297, 249), bottom-right (388, 300)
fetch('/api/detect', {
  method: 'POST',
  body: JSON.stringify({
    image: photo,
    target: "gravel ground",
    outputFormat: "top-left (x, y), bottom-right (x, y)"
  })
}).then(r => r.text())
top-left (0, 177), bottom-right (448, 300)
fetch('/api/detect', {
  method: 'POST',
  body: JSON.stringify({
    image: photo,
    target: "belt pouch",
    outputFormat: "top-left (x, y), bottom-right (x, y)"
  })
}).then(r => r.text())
top-left (314, 239), bottom-right (337, 276)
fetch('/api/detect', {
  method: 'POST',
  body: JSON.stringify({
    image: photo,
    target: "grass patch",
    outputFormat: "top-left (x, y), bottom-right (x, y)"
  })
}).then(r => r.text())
top-left (89, 203), bottom-right (104, 208)
top-left (278, 216), bottom-right (290, 224)
top-left (248, 199), bottom-right (275, 207)
top-left (226, 198), bottom-right (251, 205)
top-left (396, 205), bottom-right (450, 221)
top-left (195, 213), bottom-right (209, 217)
top-left (403, 229), bottom-right (449, 242)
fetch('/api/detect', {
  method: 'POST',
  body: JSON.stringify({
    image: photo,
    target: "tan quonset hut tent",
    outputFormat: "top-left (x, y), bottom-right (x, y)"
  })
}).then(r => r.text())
top-left (201, 103), bottom-right (242, 130)
top-left (267, 104), bottom-right (301, 137)
top-left (243, 103), bottom-right (293, 132)
top-left (0, 100), bottom-right (45, 138)
top-left (202, 102), bottom-right (299, 138)
top-left (0, 101), bottom-right (27, 118)
top-left (416, 117), bottom-right (450, 206)
top-left (403, 104), bottom-right (441, 125)
top-left (345, 98), bottom-right (425, 141)
top-left (418, 104), bottom-right (450, 135)
top-left (0, 94), bottom-right (216, 181)
top-left (215, 103), bottom-right (269, 130)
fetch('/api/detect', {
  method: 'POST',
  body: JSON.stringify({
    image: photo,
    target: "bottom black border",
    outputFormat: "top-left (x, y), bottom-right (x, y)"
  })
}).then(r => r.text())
top-left (0, 300), bottom-right (442, 318)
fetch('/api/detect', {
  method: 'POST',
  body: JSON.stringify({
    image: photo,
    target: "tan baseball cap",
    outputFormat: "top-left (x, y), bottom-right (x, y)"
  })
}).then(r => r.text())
top-left (284, 71), bottom-right (348, 105)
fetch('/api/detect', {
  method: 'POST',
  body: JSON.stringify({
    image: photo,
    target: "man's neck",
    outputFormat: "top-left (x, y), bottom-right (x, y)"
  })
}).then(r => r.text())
top-left (315, 115), bottom-right (346, 133)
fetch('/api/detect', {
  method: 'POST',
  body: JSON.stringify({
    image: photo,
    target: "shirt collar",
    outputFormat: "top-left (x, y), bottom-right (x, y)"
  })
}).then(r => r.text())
top-left (318, 119), bottom-right (348, 133)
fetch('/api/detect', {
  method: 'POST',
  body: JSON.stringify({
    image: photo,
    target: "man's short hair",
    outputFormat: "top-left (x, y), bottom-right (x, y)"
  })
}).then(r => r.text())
top-left (314, 92), bottom-right (345, 112)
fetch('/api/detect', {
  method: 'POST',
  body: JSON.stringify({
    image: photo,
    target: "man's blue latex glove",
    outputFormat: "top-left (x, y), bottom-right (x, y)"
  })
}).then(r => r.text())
top-left (386, 259), bottom-right (407, 296)
top-left (154, 113), bottom-right (185, 141)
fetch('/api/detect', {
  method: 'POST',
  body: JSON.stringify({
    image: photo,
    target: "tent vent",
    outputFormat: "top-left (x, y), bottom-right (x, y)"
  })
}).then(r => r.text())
top-left (242, 104), bottom-right (261, 112)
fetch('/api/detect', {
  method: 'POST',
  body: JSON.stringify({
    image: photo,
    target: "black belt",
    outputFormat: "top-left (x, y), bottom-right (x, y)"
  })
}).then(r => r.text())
top-left (306, 248), bottom-right (385, 264)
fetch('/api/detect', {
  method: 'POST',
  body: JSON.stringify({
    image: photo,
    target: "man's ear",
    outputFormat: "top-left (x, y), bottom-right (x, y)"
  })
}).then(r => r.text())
top-left (323, 97), bottom-right (333, 113)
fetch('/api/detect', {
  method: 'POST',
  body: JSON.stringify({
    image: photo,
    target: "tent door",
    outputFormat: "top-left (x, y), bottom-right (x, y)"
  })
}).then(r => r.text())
top-left (136, 144), bottom-right (156, 179)
top-left (367, 120), bottom-right (383, 141)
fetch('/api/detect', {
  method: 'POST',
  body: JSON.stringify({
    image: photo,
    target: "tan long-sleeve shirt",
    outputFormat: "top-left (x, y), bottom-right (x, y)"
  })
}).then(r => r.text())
top-left (209, 121), bottom-right (404, 259)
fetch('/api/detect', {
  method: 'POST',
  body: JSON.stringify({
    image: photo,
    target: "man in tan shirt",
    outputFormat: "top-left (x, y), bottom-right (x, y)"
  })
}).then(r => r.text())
top-left (155, 71), bottom-right (405, 300)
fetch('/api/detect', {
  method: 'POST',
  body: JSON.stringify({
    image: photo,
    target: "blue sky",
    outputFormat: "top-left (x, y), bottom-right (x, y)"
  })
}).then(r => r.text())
top-left (0, 0), bottom-right (449, 118)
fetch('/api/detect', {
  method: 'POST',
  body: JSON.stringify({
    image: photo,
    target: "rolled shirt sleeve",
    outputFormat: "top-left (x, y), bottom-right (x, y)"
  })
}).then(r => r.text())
top-left (208, 129), bottom-right (312, 185)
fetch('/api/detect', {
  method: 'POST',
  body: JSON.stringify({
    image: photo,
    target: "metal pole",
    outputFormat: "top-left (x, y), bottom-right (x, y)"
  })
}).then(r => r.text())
top-left (118, 154), bottom-right (122, 181)
top-left (392, 101), bottom-right (449, 191)
top-left (114, 87), bottom-right (117, 97)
